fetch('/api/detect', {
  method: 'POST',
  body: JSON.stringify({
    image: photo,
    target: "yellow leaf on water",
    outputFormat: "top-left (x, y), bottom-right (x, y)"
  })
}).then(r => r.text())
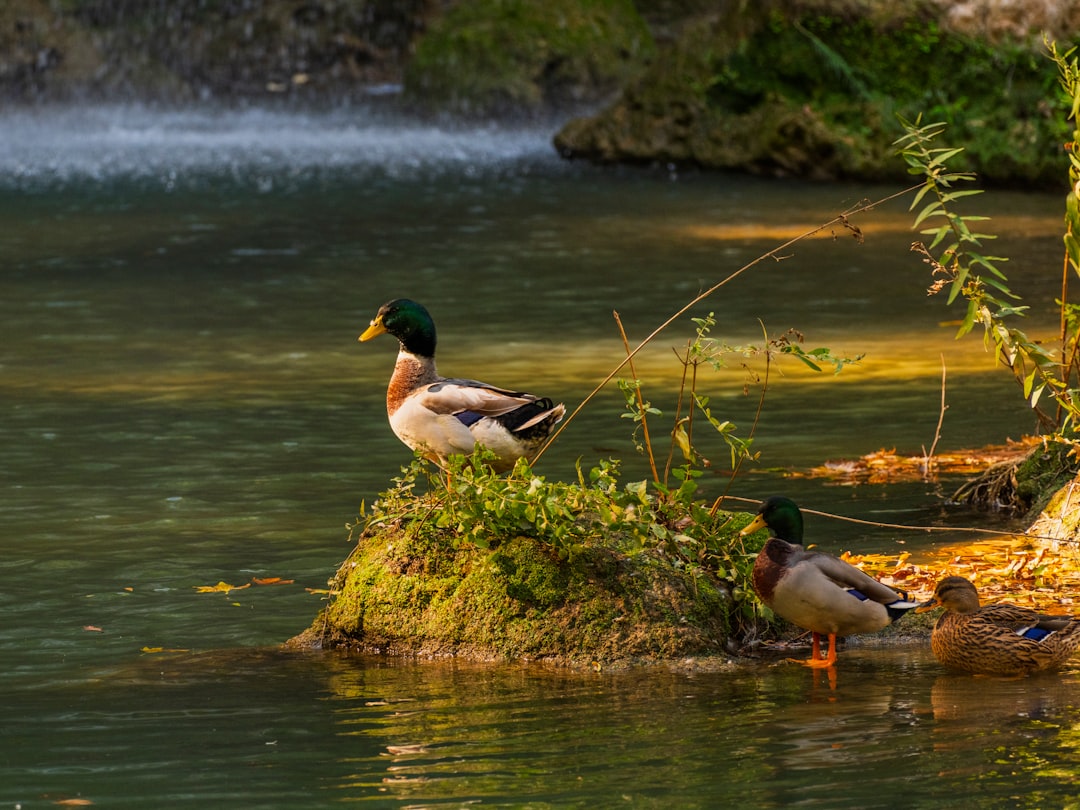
top-left (140, 646), bottom-right (190, 654)
top-left (252, 576), bottom-right (294, 586)
top-left (194, 581), bottom-right (251, 594)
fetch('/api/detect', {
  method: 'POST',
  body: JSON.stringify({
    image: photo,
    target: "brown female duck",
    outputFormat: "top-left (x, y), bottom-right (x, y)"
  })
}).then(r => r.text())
top-left (740, 496), bottom-right (917, 668)
top-left (916, 576), bottom-right (1080, 676)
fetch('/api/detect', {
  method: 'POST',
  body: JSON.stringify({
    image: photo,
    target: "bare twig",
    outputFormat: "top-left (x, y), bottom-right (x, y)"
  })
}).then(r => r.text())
top-left (531, 184), bottom-right (923, 466)
top-left (613, 310), bottom-right (660, 485)
top-left (717, 494), bottom-right (1076, 544)
top-left (921, 353), bottom-right (948, 477)
top-left (663, 340), bottom-right (694, 484)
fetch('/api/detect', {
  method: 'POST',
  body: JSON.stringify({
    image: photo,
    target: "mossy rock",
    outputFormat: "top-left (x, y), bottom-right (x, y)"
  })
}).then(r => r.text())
top-left (290, 522), bottom-right (735, 666)
top-left (402, 0), bottom-right (655, 116)
top-left (555, 1), bottom-right (1067, 184)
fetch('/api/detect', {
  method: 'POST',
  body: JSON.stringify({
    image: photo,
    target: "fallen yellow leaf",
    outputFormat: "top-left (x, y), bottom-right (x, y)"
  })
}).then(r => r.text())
top-left (194, 581), bottom-right (251, 594)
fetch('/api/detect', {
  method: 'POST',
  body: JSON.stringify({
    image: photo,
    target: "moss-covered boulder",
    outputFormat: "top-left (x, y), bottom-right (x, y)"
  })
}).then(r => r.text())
top-left (288, 456), bottom-right (773, 666)
top-left (402, 0), bottom-right (655, 116)
top-left (291, 523), bottom-right (736, 666)
top-left (554, 1), bottom-right (1067, 184)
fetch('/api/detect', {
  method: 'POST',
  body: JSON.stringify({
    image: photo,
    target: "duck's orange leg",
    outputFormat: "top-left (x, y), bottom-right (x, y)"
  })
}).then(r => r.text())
top-left (802, 633), bottom-right (838, 669)
top-left (789, 632), bottom-right (838, 668)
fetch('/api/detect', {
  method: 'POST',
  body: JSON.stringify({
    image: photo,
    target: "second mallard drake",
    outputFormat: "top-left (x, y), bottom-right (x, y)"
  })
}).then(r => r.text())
top-left (740, 495), bottom-right (917, 668)
top-left (916, 576), bottom-right (1080, 676)
top-left (359, 298), bottom-right (565, 472)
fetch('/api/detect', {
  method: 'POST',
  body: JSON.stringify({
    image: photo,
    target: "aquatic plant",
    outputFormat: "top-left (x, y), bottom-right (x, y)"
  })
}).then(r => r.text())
top-left (615, 312), bottom-right (861, 502)
top-left (312, 449), bottom-right (754, 662)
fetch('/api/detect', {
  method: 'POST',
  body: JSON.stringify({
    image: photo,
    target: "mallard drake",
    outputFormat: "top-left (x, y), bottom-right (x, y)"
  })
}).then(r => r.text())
top-left (916, 576), bottom-right (1080, 676)
top-left (740, 495), bottom-right (918, 668)
top-left (359, 298), bottom-right (565, 472)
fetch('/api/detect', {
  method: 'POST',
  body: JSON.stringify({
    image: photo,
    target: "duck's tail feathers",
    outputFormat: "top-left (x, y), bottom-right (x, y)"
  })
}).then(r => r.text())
top-left (507, 399), bottom-right (566, 433)
top-left (885, 599), bottom-right (920, 623)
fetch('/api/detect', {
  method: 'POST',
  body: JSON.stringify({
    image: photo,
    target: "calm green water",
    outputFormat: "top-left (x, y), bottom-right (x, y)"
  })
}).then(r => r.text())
top-left (2, 105), bottom-right (1077, 807)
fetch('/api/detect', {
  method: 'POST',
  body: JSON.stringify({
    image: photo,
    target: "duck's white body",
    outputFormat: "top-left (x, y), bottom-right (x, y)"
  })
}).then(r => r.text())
top-left (362, 299), bottom-right (564, 471)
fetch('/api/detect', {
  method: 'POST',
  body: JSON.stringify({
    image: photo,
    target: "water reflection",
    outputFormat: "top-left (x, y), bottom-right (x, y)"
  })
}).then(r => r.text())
top-left (4, 642), bottom-right (1080, 806)
top-left (315, 649), bottom-right (1080, 808)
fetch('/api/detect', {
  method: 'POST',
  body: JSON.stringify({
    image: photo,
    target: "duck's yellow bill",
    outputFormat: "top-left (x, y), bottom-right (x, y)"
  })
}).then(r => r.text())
top-left (739, 513), bottom-right (767, 538)
top-left (359, 319), bottom-right (386, 341)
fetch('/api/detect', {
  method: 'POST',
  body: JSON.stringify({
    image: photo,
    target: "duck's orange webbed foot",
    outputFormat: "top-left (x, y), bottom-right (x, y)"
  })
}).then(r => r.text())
top-left (788, 633), bottom-right (838, 669)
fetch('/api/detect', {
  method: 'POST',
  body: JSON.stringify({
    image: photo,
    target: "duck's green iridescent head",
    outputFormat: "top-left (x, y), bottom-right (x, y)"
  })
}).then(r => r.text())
top-left (359, 298), bottom-right (437, 357)
top-left (740, 495), bottom-right (804, 544)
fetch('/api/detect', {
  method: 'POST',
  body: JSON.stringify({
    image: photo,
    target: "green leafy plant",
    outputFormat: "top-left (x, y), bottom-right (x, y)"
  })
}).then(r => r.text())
top-left (350, 447), bottom-right (769, 632)
top-left (617, 312), bottom-right (862, 501)
top-left (895, 41), bottom-right (1080, 437)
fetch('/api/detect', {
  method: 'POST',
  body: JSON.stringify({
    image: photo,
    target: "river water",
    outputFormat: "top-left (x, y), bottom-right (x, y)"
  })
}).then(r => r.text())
top-left (2, 105), bottom-right (1078, 807)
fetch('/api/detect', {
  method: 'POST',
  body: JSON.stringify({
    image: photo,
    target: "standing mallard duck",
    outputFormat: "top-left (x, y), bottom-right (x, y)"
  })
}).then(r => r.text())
top-left (359, 298), bottom-right (565, 472)
top-left (740, 496), bottom-right (917, 668)
top-left (916, 576), bottom-right (1080, 676)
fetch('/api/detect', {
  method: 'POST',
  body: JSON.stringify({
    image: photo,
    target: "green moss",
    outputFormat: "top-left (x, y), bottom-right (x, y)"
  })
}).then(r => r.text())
top-left (288, 455), bottom-right (774, 665)
top-left (1015, 441), bottom-right (1080, 515)
top-left (303, 521), bottom-right (738, 665)
top-left (556, 3), bottom-right (1068, 185)
top-left (403, 0), bottom-right (655, 115)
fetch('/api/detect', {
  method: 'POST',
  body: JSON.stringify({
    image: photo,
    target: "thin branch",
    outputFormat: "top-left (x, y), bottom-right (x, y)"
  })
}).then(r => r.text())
top-left (613, 310), bottom-right (660, 485)
top-left (663, 341), bottom-right (693, 484)
top-left (718, 494), bottom-right (1079, 544)
top-left (531, 183), bottom-right (923, 465)
top-left (922, 353), bottom-right (947, 477)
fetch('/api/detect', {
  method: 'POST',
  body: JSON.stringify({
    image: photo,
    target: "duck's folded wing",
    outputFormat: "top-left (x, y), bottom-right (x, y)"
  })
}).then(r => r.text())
top-left (807, 551), bottom-right (906, 604)
top-left (980, 604), bottom-right (1076, 635)
top-left (417, 379), bottom-right (538, 418)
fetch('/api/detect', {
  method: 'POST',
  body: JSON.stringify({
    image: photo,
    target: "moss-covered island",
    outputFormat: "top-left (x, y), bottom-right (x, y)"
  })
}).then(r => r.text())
top-left (291, 524), bottom-right (739, 666)
top-left (289, 456), bottom-right (769, 667)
